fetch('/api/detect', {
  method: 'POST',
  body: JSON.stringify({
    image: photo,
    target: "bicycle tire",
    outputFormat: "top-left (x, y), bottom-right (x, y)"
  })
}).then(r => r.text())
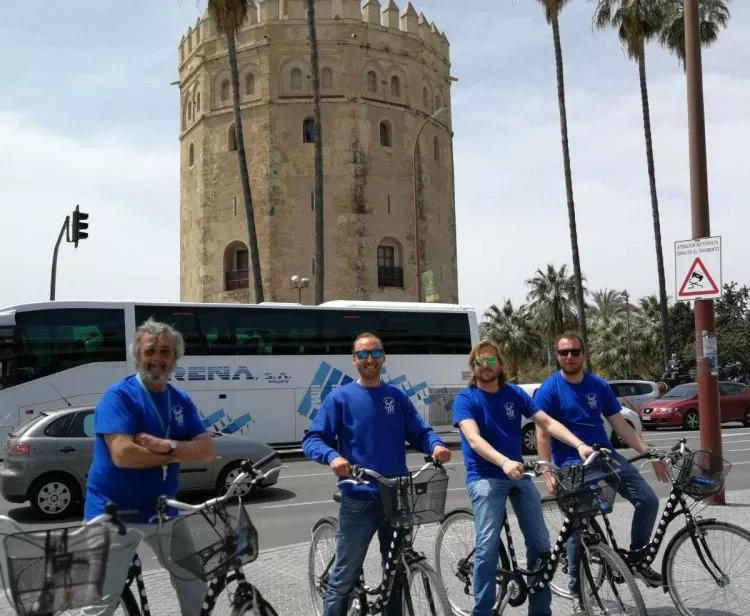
top-left (228, 587), bottom-right (280, 616)
top-left (403, 560), bottom-right (453, 616)
top-left (433, 508), bottom-right (508, 616)
top-left (308, 516), bottom-right (339, 616)
top-left (580, 543), bottom-right (646, 616)
top-left (118, 584), bottom-right (141, 616)
top-left (663, 519), bottom-right (750, 616)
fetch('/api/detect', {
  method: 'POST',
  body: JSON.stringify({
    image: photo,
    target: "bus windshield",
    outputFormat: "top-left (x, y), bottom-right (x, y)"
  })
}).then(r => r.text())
top-left (0, 325), bottom-right (14, 390)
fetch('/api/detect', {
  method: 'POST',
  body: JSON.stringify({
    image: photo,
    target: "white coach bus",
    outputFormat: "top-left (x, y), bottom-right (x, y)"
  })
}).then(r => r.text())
top-left (0, 300), bottom-right (478, 448)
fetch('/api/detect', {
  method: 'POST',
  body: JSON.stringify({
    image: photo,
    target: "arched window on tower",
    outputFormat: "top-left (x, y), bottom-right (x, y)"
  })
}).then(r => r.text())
top-left (379, 120), bottom-right (392, 148)
top-left (321, 67), bottom-right (333, 90)
top-left (245, 73), bottom-right (255, 95)
top-left (224, 242), bottom-right (250, 291)
top-left (377, 240), bottom-right (403, 288)
top-left (303, 118), bottom-right (316, 144)
top-left (291, 68), bottom-right (303, 91)
top-left (220, 79), bottom-right (230, 102)
top-left (196, 91), bottom-right (201, 111)
top-left (433, 136), bottom-right (441, 162)
top-left (228, 123), bottom-right (237, 151)
top-left (188, 143), bottom-right (195, 167)
top-left (367, 71), bottom-right (378, 94)
top-left (422, 86), bottom-right (429, 109)
top-left (390, 75), bottom-right (401, 98)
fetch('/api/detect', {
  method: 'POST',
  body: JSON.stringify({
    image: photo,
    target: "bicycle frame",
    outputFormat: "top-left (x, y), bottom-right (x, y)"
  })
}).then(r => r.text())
top-left (125, 450), bottom-right (280, 616)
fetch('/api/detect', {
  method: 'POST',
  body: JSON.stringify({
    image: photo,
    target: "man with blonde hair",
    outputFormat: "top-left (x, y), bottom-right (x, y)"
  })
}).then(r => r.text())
top-left (453, 339), bottom-right (598, 616)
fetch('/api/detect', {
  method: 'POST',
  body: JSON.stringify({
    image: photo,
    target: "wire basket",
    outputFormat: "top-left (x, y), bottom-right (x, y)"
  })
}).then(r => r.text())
top-left (553, 464), bottom-right (620, 521)
top-left (2, 523), bottom-right (109, 616)
top-left (378, 467), bottom-right (449, 527)
top-left (169, 498), bottom-right (258, 582)
top-left (673, 449), bottom-right (731, 499)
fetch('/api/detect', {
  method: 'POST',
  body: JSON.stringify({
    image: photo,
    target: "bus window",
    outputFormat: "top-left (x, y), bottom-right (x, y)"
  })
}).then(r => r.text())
top-left (134, 306), bottom-right (205, 355)
top-left (0, 325), bottom-right (15, 389)
top-left (14, 309), bottom-right (126, 384)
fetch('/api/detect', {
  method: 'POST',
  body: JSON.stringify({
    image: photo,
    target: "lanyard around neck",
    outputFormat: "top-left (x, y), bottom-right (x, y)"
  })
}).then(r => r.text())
top-left (135, 374), bottom-right (171, 439)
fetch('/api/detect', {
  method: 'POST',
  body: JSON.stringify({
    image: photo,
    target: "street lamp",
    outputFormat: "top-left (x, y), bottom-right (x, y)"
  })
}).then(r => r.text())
top-left (290, 275), bottom-right (310, 303)
top-left (412, 106), bottom-right (449, 302)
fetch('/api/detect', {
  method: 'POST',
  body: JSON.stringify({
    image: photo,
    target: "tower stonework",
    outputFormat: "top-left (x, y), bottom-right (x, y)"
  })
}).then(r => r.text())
top-left (178, 0), bottom-right (458, 305)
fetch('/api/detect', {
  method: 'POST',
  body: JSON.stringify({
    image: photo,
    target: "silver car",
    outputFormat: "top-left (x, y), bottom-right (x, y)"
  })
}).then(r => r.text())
top-left (607, 380), bottom-right (661, 410)
top-left (0, 405), bottom-right (283, 520)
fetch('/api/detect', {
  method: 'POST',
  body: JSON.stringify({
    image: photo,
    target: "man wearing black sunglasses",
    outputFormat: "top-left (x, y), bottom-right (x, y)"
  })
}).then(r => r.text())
top-left (535, 332), bottom-right (670, 615)
top-left (302, 332), bottom-right (451, 616)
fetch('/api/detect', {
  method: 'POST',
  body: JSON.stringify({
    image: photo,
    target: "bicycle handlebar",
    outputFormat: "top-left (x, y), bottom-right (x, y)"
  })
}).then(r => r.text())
top-left (157, 450), bottom-right (280, 516)
top-left (337, 458), bottom-right (444, 489)
top-left (627, 438), bottom-right (689, 465)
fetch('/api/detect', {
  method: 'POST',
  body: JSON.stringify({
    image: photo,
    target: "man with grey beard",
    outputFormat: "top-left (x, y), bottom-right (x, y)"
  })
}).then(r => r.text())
top-left (82, 318), bottom-right (214, 616)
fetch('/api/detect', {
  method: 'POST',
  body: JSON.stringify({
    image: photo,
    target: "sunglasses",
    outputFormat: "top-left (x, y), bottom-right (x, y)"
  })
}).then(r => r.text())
top-left (473, 356), bottom-right (498, 367)
top-left (557, 348), bottom-right (583, 357)
top-left (355, 349), bottom-right (384, 360)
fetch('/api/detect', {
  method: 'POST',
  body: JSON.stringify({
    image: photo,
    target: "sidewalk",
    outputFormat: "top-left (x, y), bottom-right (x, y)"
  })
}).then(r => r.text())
top-left (3, 489), bottom-right (748, 615)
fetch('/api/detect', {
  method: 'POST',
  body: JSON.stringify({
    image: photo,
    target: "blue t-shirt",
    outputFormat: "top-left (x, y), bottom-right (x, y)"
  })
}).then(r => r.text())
top-left (452, 383), bottom-right (539, 483)
top-left (534, 372), bottom-right (621, 466)
top-left (301, 381), bottom-right (444, 499)
top-left (84, 375), bottom-right (206, 523)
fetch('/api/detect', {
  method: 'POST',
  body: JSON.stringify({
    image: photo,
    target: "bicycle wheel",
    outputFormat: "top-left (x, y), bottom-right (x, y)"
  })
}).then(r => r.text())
top-left (664, 519), bottom-right (750, 615)
top-left (434, 508), bottom-right (506, 616)
top-left (308, 517), bottom-right (339, 616)
top-left (229, 585), bottom-right (280, 616)
top-left (540, 495), bottom-right (575, 599)
top-left (117, 585), bottom-right (141, 615)
top-left (402, 560), bottom-right (453, 616)
top-left (580, 543), bottom-right (646, 616)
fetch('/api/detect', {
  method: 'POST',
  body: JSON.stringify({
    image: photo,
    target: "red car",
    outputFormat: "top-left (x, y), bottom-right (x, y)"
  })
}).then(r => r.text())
top-left (639, 381), bottom-right (750, 430)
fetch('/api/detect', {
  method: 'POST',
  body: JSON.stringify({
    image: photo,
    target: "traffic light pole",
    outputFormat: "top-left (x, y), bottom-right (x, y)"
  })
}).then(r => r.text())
top-left (684, 0), bottom-right (723, 504)
top-left (50, 216), bottom-right (70, 301)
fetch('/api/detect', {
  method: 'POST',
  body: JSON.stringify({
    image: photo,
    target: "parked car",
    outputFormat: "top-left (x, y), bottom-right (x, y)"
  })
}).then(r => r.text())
top-left (639, 381), bottom-right (750, 431)
top-left (0, 405), bottom-right (283, 520)
top-left (607, 380), bottom-right (661, 411)
top-left (517, 383), bottom-right (643, 454)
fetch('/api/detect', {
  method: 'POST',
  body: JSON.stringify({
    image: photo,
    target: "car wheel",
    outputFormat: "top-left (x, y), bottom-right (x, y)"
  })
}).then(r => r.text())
top-left (682, 409), bottom-right (700, 431)
top-left (521, 423), bottom-right (537, 455)
top-left (743, 407), bottom-right (750, 428)
top-left (28, 473), bottom-right (80, 520)
top-left (216, 461), bottom-right (254, 497)
top-left (610, 422), bottom-right (635, 448)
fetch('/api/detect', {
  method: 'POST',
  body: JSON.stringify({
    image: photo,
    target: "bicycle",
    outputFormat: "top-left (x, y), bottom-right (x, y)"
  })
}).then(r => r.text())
top-left (544, 437), bottom-right (750, 616)
top-left (0, 502), bottom-right (134, 616)
top-left (117, 449), bottom-right (281, 616)
top-left (308, 457), bottom-right (453, 616)
top-left (434, 449), bottom-right (647, 616)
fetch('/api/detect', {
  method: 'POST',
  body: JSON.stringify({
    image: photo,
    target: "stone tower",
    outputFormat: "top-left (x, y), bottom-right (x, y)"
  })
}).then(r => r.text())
top-left (178, 0), bottom-right (458, 305)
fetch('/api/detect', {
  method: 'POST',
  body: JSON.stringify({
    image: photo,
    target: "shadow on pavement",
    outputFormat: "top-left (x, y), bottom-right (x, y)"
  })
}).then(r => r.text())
top-left (647, 607), bottom-right (740, 616)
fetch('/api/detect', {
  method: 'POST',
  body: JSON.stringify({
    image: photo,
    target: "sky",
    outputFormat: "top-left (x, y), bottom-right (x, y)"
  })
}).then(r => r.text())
top-left (0, 0), bottom-right (748, 319)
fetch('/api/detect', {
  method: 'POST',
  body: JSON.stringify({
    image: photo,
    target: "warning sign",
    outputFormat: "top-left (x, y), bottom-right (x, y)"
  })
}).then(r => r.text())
top-left (674, 236), bottom-right (722, 301)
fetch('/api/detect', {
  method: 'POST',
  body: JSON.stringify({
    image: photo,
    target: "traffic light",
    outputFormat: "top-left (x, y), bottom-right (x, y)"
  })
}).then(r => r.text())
top-left (71, 205), bottom-right (89, 248)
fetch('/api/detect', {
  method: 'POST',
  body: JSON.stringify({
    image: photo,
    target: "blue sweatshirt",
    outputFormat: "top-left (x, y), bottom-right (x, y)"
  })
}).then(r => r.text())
top-left (302, 381), bottom-right (444, 499)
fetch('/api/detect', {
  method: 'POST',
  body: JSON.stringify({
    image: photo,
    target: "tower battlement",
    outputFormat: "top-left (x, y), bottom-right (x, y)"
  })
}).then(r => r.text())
top-left (179, 0), bottom-right (450, 66)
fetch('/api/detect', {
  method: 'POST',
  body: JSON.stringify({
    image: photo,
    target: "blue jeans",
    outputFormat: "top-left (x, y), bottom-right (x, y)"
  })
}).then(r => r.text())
top-left (467, 477), bottom-right (552, 616)
top-left (323, 495), bottom-right (403, 616)
top-left (565, 451), bottom-right (659, 594)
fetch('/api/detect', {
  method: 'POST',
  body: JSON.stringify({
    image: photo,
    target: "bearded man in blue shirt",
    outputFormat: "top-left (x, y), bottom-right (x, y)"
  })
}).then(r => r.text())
top-left (83, 319), bottom-right (215, 616)
top-left (302, 332), bottom-right (452, 616)
top-left (452, 339), bottom-right (597, 616)
top-left (535, 331), bottom-right (670, 615)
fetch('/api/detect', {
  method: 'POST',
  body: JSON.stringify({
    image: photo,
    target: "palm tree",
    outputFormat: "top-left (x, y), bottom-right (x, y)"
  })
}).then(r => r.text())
top-left (204, 0), bottom-right (264, 302)
top-left (535, 0), bottom-right (590, 360)
top-left (525, 263), bottom-right (581, 341)
top-left (305, 0), bottom-right (325, 304)
top-left (592, 0), bottom-right (671, 369)
top-left (658, 0), bottom-right (731, 68)
top-left (588, 288), bottom-right (628, 327)
top-left (482, 301), bottom-right (543, 380)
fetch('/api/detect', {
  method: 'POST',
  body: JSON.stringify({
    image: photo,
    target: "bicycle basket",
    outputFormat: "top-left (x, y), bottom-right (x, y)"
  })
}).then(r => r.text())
top-left (169, 498), bottom-right (258, 581)
top-left (553, 464), bottom-right (619, 520)
top-left (2, 523), bottom-right (109, 616)
top-left (673, 449), bottom-right (731, 499)
top-left (378, 467), bottom-right (449, 527)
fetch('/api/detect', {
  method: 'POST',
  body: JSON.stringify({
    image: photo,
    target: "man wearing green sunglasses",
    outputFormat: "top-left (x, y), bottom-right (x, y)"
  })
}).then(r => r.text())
top-left (452, 339), bottom-right (597, 616)
top-left (302, 332), bottom-right (451, 616)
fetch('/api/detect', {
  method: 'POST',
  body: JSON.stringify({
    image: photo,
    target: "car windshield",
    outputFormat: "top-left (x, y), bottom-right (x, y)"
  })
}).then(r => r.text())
top-left (663, 384), bottom-right (698, 399)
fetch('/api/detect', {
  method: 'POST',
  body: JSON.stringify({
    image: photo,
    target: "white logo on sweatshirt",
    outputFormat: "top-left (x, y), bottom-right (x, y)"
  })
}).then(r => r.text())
top-left (504, 402), bottom-right (515, 419)
top-left (383, 397), bottom-right (396, 415)
top-left (586, 393), bottom-right (598, 410)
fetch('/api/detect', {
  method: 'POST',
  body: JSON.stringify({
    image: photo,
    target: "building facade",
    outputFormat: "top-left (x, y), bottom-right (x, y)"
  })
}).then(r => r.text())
top-left (178, 0), bottom-right (458, 304)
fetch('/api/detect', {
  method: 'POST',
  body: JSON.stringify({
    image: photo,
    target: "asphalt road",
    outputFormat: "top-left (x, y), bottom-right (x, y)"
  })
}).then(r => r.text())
top-left (1, 426), bottom-right (749, 573)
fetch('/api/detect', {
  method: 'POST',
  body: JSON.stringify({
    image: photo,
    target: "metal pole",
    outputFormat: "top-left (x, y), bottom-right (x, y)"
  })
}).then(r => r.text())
top-left (411, 107), bottom-right (448, 302)
top-left (50, 216), bottom-right (70, 301)
top-left (684, 0), bottom-right (723, 504)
